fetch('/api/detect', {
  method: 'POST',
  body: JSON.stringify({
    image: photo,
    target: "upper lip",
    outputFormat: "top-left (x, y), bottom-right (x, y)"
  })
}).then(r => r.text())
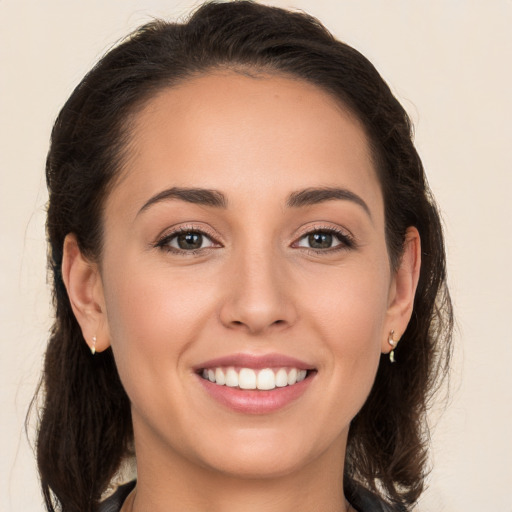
top-left (194, 353), bottom-right (315, 371)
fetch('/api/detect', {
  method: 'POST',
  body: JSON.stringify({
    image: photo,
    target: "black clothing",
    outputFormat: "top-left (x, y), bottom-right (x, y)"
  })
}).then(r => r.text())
top-left (346, 481), bottom-right (407, 512)
top-left (99, 481), bottom-right (136, 512)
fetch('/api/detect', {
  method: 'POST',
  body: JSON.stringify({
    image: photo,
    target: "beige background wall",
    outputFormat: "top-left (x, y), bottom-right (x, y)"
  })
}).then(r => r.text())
top-left (1, 1), bottom-right (510, 510)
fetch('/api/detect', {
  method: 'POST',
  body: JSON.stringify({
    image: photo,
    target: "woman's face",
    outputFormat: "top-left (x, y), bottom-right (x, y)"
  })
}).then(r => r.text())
top-left (96, 72), bottom-right (403, 479)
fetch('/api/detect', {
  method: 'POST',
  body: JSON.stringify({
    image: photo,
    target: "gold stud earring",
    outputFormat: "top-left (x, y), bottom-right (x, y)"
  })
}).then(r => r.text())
top-left (91, 336), bottom-right (97, 355)
top-left (388, 330), bottom-right (399, 363)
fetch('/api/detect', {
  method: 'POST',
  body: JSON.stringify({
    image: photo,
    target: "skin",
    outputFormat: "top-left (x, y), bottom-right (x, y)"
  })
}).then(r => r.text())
top-left (62, 72), bottom-right (420, 512)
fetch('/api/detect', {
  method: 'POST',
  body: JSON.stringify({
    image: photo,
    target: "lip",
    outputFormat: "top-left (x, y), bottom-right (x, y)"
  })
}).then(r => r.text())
top-left (194, 353), bottom-right (314, 371)
top-left (194, 353), bottom-right (316, 414)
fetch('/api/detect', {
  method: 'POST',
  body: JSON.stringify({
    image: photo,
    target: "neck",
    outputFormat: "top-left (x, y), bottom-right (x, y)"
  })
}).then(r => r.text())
top-left (128, 425), bottom-right (349, 512)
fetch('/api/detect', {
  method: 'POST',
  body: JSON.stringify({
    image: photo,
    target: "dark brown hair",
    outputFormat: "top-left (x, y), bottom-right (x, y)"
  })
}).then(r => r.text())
top-left (34, 2), bottom-right (453, 511)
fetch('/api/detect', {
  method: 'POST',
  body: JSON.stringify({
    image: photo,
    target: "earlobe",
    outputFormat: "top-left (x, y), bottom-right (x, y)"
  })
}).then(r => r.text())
top-left (382, 227), bottom-right (421, 354)
top-left (61, 233), bottom-right (110, 353)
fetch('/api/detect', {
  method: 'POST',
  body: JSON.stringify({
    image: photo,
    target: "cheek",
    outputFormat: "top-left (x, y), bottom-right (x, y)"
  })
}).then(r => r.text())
top-left (105, 257), bottom-right (215, 334)
top-left (305, 258), bottom-right (390, 344)
top-left (101, 259), bottom-right (219, 394)
top-left (303, 261), bottom-right (390, 403)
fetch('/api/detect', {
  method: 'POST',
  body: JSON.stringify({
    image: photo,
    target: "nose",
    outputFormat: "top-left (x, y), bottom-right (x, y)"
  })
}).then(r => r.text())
top-left (219, 245), bottom-right (297, 335)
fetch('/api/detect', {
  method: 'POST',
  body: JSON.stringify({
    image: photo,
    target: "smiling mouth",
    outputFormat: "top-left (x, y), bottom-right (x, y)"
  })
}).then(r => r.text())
top-left (199, 367), bottom-right (315, 391)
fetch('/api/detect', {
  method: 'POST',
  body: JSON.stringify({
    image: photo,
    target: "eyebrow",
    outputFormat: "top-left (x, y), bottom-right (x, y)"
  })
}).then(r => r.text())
top-left (137, 187), bottom-right (228, 215)
top-left (286, 187), bottom-right (371, 218)
top-left (137, 185), bottom-right (371, 218)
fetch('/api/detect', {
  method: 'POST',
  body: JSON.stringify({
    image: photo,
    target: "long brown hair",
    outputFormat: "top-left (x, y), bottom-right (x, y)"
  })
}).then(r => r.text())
top-left (33, 2), bottom-right (453, 511)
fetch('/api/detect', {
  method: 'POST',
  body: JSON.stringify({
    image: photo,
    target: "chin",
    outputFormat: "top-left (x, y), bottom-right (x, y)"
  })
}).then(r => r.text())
top-left (187, 424), bottom-right (345, 481)
top-left (203, 450), bottom-right (312, 480)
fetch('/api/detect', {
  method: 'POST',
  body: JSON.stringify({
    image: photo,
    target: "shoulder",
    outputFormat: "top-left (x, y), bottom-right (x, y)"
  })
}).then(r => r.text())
top-left (98, 481), bottom-right (136, 512)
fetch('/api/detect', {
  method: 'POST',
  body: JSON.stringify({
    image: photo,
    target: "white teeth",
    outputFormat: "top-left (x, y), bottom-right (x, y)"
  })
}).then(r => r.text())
top-left (225, 367), bottom-right (239, 387)
top-left (287, 368), bottom-right (297, 385)
top-left (257, 368), bottom-right (275, 390)
top-left (215, 367), bottom-right (226, 385)
top-left (239, 368), bottom-right (257, 389)
top-left (201, 366), bottom-right (309, 390)
top-left (275, 368), bottom-right (288, 387)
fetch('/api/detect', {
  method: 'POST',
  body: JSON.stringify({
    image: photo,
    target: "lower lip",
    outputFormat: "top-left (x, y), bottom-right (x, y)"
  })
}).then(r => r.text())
top-left (197, 373), bottom-right (315, 414)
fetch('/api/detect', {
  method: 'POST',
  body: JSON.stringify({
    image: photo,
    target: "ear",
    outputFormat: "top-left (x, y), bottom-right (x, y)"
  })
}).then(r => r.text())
top-left (61, 233), bottom-right (110, 353)
top-left (382, 227), bottom-right (421, 353)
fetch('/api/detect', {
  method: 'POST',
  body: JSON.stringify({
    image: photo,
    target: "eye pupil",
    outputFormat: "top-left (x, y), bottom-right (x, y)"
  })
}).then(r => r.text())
top-left (308, 232), bottom-right (332, 249)
top-left (177, 232), bottom-right (203, 250)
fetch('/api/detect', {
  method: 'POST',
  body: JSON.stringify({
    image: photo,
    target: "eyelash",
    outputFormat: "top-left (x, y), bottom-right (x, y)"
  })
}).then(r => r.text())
top-left (154, 225), bottom-right (355, 255)
top-left (154, 225), bottom-right (221, 255)
top-left (293, 225), bottom-right (355, 254)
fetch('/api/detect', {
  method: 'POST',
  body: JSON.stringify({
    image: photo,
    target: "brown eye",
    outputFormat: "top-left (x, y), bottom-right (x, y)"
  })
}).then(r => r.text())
top-left (307, 232), bottom-right (333, 249)
top-left (176, 232), bottom-right (204, 250)
top-left (294, 228), bottom-right (353, 251)
top-left (158, 230), bottom-right (217, 252)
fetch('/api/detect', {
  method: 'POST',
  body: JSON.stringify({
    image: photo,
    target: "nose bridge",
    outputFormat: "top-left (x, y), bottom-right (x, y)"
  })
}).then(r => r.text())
top-left (220, 236), bottom-right (296, 334)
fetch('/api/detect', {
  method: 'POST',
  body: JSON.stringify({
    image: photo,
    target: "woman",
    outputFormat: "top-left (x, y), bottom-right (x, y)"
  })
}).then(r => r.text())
top-left (35, 2), bottom-right (452, 511)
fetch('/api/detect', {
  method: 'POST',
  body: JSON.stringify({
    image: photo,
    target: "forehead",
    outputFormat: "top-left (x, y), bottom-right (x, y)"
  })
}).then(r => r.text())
top-left (110, 72), bottom-right (382, 219)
